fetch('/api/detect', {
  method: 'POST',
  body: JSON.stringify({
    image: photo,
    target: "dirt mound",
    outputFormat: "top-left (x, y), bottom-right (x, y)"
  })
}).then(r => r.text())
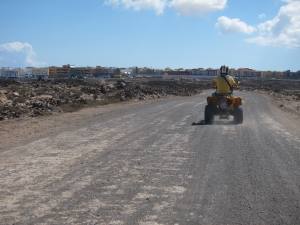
top-left (241, 79), bottom-right (300, 114)
top-left (0, 78), bottom-right (210, 120)
top-left (241, 79), bottom-right (300, 97)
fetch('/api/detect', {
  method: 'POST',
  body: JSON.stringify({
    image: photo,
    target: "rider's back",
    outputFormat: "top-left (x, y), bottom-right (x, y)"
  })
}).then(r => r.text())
top-left (213, 75), bottom-right (237, 94)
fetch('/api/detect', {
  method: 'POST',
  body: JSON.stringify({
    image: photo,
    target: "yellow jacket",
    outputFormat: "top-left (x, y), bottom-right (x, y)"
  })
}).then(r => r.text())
top-left (213, 75), bottom-right (238, 94)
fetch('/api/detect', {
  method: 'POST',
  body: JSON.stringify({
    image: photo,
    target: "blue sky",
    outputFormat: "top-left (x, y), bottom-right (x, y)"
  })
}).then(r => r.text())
top-left (0, 0), bottom-right (299, 71)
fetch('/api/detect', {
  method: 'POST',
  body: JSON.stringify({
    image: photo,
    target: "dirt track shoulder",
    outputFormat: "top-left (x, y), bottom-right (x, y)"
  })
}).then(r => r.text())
top-left (253, 90), bottom-right (300, 117)
top-left (0, 95), bottom-right (193, 152)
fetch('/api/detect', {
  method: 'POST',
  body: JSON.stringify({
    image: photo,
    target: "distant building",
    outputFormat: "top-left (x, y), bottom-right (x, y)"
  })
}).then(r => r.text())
top-left (0, 68), bottom-right (19, 78)
top-left (48, 64), bottom-right (71, 78)
top-left (191, 68), bottom-right (208, 76)
top-left (32, 67), bottom-right (48, 79)
top-left (19, 67), bottom-right (34, 78)
top-left (260, 71), bottom-right (286, 79)
top-left (48, 65), bottom-right (114, 78)
top-left (120, 68), bottom-right (133, 76)
top-left (289, 71), bottom-right (300, 79)
top-left (236, 68), bottom-right (261, 78)
top-left (70, 67), bottom-right (92, 78)
top-left (164, 70), bottom-right (191, 76)
top-left (207, 69), bottom-right (218, 76)
top-left (92, 66), bottom-right (113, 78)
top-left (1, 66), bottom-right (298, 80)
top-left (137, 67), bottom-right (156, 75)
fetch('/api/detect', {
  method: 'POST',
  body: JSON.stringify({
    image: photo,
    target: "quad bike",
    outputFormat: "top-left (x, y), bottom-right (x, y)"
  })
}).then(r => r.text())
top-left (204, 94), bottom-right (243, 124)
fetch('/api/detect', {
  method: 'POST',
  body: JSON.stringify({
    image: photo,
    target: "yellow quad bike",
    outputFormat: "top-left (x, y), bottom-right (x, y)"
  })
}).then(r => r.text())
top-left (205, 95), bottom-right (243, 124)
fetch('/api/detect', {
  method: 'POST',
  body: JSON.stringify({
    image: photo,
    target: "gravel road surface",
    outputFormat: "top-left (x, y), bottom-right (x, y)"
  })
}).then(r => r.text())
top-left (0, 91), bottom-right (300, 225)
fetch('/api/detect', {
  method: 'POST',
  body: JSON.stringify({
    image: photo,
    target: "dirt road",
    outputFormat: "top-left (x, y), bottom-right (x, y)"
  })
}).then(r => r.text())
top-left (0, 91), bottom-right (300, 225)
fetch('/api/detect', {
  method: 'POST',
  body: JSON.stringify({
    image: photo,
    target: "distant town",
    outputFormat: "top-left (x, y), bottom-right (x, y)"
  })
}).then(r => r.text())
top-left (0, 65), bottom-right (300, 79)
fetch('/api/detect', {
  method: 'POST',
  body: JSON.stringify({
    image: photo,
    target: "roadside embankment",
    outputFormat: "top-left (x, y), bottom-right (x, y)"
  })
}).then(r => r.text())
top-left (0, 78), bottom-right (211, 120)
top-left (241, 79), bottom-right (300, 115)
top-left (1, 78), bottom-right (299, 120)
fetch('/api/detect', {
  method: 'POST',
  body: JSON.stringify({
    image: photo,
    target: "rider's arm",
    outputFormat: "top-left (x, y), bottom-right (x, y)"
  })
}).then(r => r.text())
top-left (213, 78), bottom-right (217, 88)
top-left (228, 76), bottom-right (238, 87)
top-left (229, 76), bottom-right (239, 88)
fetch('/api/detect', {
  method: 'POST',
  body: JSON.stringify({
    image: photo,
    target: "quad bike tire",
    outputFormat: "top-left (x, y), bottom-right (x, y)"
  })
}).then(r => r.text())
top-left (233, 107), bottom-right (243, 124)
top-left (205, 105), bottom-right (215, 124)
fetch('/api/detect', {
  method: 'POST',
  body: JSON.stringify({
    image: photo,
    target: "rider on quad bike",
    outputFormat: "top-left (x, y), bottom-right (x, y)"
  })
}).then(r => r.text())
top-left (204, 65), bottom-right (243, 124)
top-left (213, 66), bottom-right (238, 95)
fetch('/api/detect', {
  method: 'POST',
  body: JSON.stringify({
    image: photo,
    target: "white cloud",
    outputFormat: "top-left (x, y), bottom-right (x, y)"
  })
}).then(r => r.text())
top-left (169, 0), bottom-right (227, 15)
top-left (247, 0), bottom-right (300, 48)
top-left (0, 41), bottom-right (43, 67)
top-left (216, 16), bottom-right (256, 34)
top-left (105, 0), bottom-right (167, 14)
top-left (105, 0), bottom-right (227, 15)
top-left (258, 13), bottom-right (266, 20)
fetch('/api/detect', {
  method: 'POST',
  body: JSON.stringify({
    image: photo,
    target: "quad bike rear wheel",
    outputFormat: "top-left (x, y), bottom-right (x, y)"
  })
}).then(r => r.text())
top-left (233, 107), bottom-right (243, 124)
top-left (205, 105), bottom-right (215, 124)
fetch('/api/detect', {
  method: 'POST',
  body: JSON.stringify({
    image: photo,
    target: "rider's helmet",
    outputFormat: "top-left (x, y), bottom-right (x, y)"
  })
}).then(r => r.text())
top-left (220, 65), bottom-right (229, 76)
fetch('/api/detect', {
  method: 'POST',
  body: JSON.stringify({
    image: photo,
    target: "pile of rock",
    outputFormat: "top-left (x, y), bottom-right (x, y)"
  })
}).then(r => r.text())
top-left (0, 78), bottom-right (210, 120)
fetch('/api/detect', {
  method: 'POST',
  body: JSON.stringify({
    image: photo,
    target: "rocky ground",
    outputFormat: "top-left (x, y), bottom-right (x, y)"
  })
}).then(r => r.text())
top-left (0, 78), bottom-right (211, 120)
top-left (0, 78), bottom-right (299, 121)
top-left (240, 79), bottom-right (300, 115)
